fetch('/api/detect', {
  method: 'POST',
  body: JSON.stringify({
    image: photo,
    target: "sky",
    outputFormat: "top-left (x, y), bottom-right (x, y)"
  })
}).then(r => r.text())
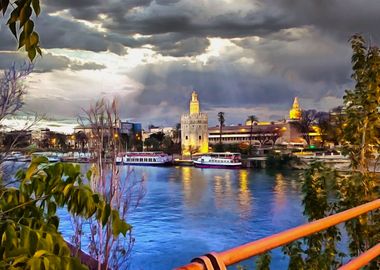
top-left (1, 0), bottom-right (380, 133)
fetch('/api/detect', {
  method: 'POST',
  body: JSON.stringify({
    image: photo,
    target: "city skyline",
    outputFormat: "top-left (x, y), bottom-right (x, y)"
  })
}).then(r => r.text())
top-left (1, 1), bottom-right (380, 131)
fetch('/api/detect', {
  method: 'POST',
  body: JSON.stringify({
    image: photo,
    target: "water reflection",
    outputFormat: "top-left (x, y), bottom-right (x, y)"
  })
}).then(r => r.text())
top-left (181, 166), bottom-right (207, 206)
top-left (274, 173), bottom-right (286, 211)
top-left (238, 170), bottom-right (253, 219)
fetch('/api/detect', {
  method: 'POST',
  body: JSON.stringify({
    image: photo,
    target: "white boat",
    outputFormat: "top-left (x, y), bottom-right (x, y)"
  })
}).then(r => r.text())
top-left (122, 152), bottom-right (173, 166)
top-left (193, 152), bottom-right (242, 169)
top-left (294, 150), bottom-right (350, 163)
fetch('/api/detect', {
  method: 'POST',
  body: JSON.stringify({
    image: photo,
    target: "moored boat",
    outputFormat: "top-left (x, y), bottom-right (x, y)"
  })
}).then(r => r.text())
top-left (122, 152), bottom-right (173, 166)
top-left (193, 152), bottom-right (242, 169)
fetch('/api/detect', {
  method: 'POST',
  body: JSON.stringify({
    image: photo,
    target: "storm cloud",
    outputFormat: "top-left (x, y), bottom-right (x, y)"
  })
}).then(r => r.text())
top-left (1, 0), bottom-right (379, 130)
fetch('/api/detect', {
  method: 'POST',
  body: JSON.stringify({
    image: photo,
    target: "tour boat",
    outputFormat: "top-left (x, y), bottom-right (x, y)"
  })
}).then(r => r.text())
top-left (193, 152), bottom-right (242, 169)
top-left (122, 152), bottom-right (173, 166)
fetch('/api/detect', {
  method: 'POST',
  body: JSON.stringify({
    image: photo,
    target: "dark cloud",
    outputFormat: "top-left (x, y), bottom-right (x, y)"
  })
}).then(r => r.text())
top-left (2, 0), bottom-right (379, 126)
top-left (0, 52), bottom-right (105, 72)
top-left (155, 0), bottom-right (182, 6)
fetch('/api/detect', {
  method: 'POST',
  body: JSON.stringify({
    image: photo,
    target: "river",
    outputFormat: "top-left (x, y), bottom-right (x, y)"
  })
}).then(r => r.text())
top-left (3, 162), bottom-right (308, 269)
top-left (114, 166), bottom-right (305, 269)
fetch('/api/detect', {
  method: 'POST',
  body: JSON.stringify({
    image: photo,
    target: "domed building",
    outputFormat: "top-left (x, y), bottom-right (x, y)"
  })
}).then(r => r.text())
top-left (181, 91), bottom-right (208, 157)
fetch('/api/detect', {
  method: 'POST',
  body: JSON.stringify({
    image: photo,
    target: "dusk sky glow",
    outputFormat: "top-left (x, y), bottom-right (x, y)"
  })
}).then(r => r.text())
top-left (1, 0), bottom-right (380, 133)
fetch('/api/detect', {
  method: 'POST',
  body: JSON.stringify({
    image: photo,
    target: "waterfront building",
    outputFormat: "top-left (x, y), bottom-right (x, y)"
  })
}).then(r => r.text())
top-left (208, 122), bottom-right (288, 147)
top-left (208, 97), bottom-right (323, 148)
top-left (181, 91), bottom-right (208, 157)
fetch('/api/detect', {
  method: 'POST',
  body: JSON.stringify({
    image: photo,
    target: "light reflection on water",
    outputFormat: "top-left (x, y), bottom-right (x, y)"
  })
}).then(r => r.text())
top-left (2, 162), bottom-right (306, 270)
top-left (125, 166), bottom-right (305, 270)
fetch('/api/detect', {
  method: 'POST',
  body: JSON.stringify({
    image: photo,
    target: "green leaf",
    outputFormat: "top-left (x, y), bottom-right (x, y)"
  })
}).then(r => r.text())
top-left (32, 0), bottom-right (40, 16)
top-left (28, 47), bottom-right (37, 61)
top-left (28, 231), bottom-right (38, 255)
top-left (19, 6), bottom-right (32, 27)
top-left (18, 30), bottom-right (25, 49)
top-left (28, 257), bottom-right (41, 270)
top-left (24, 20), bottom-right (34, 35)
top-left (30, 31), bottom-right (40, 47)
top-left (111, 210), bottom-right (132, 237)
top-left (33, 250), bottom-right (48, 258)
top-left (47, 202), bottom-right (56, 216)
top-left (101, 203), bottom-right (111, 226)
top-left (63, 183), bottom-right (73, 198)
top-left (86, 169), bottom-right (92, 181)
top-left (12, 255), bottom-right (29, 266)
top-left (43, 257), bottom-right (50, 270)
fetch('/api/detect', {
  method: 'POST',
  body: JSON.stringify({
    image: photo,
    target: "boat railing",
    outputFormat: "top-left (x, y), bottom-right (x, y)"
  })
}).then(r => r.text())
top-left (175, 199), bottom-right (380, 270)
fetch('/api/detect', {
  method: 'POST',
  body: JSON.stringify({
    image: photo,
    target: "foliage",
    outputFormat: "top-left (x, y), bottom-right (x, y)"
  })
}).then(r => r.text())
top-left (255, 252), bottom-right (271, 270)
top-left (337, 35), bottom-right (380, 264)
top-left (283, 34), bottom-right (380, 270)
top-left (78, 98), bottom-right (145, 269)
top-left (0, 0), bottom-right (42, 60)
top-left (213, 143), bottom-right (224, 152)
top-left (75, 131), bottom-right (88, 152)
top-left (266, 152), bottom-right (296, 169)
top-left (342, 34), bottom-right (380, 173)
top-left (0, 157), bottom-right (130, 270)
top-left (294, 109), bottom-right (318, 146)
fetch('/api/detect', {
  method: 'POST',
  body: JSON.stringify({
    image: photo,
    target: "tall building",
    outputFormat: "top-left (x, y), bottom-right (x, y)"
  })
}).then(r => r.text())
top-left (289, 97), bottom-right (302, 120)
top-left (181, 91), bottom-right (208, 157)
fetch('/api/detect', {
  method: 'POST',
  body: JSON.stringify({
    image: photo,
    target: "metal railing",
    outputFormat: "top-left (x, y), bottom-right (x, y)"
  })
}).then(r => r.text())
top-left (176, 199), bottom-right (380, 270)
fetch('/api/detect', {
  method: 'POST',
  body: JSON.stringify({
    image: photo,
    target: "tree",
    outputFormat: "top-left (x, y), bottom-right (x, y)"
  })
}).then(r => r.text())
top-left (276, 34), bottom-right (380, 270)
top-left (295, 109), bottom-right (318, 146)
top-left (0, 157), bottom-right (130, 270)
top-left (0, 64), bottom-right (38, 162)
top-left (217, 112), bottom-right (225, 145)
top-left (75, 131), bottom-right (88, 152)
top-left (246, 115), bottom-right (258, 155)
top-left (0, 0), bottom-right (42, 60)
top-left (78, 98), bottom-right (144, 269)
top-left (0, 63), bottom-right (33, 122)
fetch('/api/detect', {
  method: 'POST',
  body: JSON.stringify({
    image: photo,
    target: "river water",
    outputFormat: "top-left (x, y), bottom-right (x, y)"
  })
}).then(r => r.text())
top-left (119, 166), bottom-right (306, 270)
top-left (3, 162), bottom-right (308, 269)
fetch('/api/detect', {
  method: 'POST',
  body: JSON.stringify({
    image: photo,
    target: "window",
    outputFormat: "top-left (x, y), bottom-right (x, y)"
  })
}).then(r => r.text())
top-left (186, 136), bottom-right (188, 140)
top-left (199, 135), bottom-right (201, 140)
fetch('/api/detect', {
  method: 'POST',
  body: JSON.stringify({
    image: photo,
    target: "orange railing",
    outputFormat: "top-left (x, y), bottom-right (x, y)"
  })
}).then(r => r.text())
top-left (176, 199), bottom-right (380, 270)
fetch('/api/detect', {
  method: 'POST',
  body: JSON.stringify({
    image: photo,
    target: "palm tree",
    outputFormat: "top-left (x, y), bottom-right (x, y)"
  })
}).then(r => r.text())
top-left (217, 112), bottom-right (225, 145)
top-left (247, 115), bottom-right (258, 154)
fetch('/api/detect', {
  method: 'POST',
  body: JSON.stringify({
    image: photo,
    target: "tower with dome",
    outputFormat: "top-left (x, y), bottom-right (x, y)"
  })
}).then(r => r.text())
top-left (180, 91), bottom-right (209, 157)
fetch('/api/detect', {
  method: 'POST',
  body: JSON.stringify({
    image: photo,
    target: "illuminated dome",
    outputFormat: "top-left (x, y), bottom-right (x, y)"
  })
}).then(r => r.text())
top-left (289, 97), bottom-right (302, 120)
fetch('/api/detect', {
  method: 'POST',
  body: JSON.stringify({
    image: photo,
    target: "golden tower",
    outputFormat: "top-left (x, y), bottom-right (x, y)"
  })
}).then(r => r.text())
top-left (181, 91), bottom-right (208, 157)
top-left (289, 97), bottom-right (302, 120)
top-left (190, 91), bottom-right (200, 115)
